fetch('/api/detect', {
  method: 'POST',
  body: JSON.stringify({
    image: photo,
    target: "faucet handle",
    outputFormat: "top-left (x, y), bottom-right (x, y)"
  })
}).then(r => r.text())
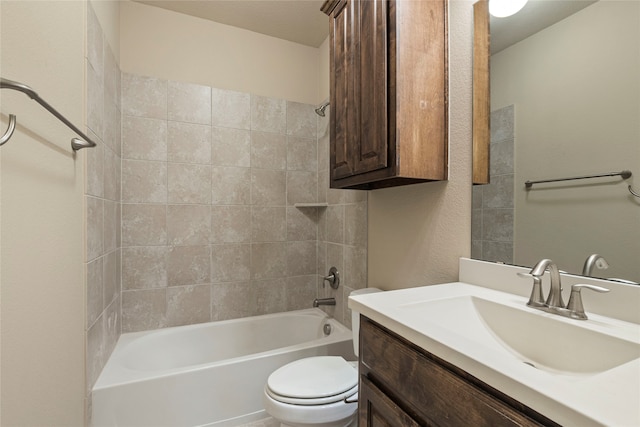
top-left (517, 272), bottom-right (545, 307)
top-left (566, 284), bottom-right (610, 320)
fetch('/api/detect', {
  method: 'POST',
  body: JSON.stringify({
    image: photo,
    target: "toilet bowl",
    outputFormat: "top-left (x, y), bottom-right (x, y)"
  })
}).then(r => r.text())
top-left (262, 288), bottom-right (382, 427)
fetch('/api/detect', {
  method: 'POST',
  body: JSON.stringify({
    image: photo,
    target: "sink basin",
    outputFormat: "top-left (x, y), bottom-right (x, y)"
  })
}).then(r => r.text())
top-left (398, 295), bottom-right (640, 375)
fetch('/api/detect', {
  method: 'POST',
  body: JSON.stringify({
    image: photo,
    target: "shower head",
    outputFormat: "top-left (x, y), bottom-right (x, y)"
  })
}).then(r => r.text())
top-left (314, 101), bottom-right (330, 117)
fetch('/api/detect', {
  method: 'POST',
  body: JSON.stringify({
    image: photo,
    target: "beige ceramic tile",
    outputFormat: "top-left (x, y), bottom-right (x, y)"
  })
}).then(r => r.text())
top-left (122, 73), bottom-right (167, 120)
top-left (286, 171), bottom-right (317, 205)
top-left (251, 242), bottom-right (287, 280)
top-left (286, 241), bottom-right (317, 276)
top-left (86, 257), bottom-right (103, 328)
top-left (103, 200), bottom-right (118, 253)
top-left (103, 146), bottom-right (120, 202)
top-left (87, 62), bottom-right (104, 140)
top-left (251, 95), bottom-right (286, 134)
top-left (287, 136), bottom-right (317, 172)
top-left (122, 246), bottom-right (168, 290)
top-left (286, 206), bottom-right (318, 241)
top-left (286, 101), bottom-right (316, 139)
top-left (326, 205), bottom-right (344, 244)
top-left (210, 244), bottom-right (251, 283)
top-left (211, 87), bottom-right (250, 130)
top-left (482, 209), bottom-right (514, 242)
top-left (344, 202), bottom-right (367, 247)
top-left (211, 166), bottom-right (251, 205)
top-left (122, 116), bottom-right (167, 161)
top-left (86, 139), bottom-right (104, 198)
top-left (167, 245), bottom-right (211, 286)
top-left (251, 131), bottom-right (286, 170)
top-left (103, 250), bottom-right (119, 307)
top-left (211, 205), bottom-right (252, 243)
top-left (344, 245), bottom-right (367, 290)
top-left (86, 315), bottom-right (105, 395)
top-left (86, 4), bottom-right (103, 78)
top-left (252, 279), bottom-right (287, 315)
top-left (122, 289), bottom-right (167, 332)
top-left (251, 169), bottom-right (286, 206)
top-left (104, 44), bottom-right (119, 109)
top-left (166, 285), bottom-right (211, 327)
top-left (211, 127), bottom-right (250, 167)
top-left (87, 196), bottom-right (104, 261)
top-left (103, 296), bottom-right (121, 360)
top-left (168, 163), bottom-right (212, 204)
top-left (121, 204), bottom-right (167, 246)
top-left (168, 80), bottom-right (211, 125)
top-left (167, 204), bottom-right (211, 245)
top-left (168, 122), bottom-right (212, 164)
top-left (122, 159), bottom-right (167, 203)
top-left (285, 276), bottom-right (317, 311)
top-left (317, 170), bottom-right (329, 204)
top-left (103, 95), bottom-right (119, 152)
top-left (210, 281), bottom-right (255, 321)
top-left (251, 206), bottom-right (286, 242)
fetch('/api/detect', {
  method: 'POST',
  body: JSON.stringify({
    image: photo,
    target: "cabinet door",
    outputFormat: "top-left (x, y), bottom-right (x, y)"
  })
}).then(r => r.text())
top-left (359, 376), bottom-right (422, 427)
top-left (355, 0), bottom-right (388, 175)
top-left (330, 0), bottom-right (357, 180)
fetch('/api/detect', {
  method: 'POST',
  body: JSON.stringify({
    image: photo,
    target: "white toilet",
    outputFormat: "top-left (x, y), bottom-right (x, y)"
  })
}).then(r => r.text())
top-left (262, 288), bottom-right (382, 427)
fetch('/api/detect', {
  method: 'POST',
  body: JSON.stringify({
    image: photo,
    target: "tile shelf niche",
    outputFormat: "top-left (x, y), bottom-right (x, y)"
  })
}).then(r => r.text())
top-left (293, 203), bottom-right (329, 208)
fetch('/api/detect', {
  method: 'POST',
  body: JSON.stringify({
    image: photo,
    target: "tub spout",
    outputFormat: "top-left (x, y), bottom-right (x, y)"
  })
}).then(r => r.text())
top-left (313, 297), bottom-right (336, 307)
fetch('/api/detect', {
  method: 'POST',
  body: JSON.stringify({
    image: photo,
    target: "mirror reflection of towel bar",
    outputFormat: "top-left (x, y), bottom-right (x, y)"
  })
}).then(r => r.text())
top-left (525, 170), bottom-right (632, 189)
top-left (524, 170), bottom-right (639, 199)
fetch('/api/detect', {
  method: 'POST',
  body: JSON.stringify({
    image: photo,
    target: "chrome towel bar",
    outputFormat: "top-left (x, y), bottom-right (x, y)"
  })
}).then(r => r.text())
top-left (0, 77), bottom-right (96, 151)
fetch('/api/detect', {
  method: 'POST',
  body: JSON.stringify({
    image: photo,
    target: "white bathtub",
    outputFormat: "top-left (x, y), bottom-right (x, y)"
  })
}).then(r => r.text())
top-left (92, 308), bottom-right (355, 427)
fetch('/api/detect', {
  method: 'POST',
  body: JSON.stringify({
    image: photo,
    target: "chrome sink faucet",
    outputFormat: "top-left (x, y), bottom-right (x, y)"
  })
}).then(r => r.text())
top-left (519, 259), bottom-right (610, 320)
top-left (530, 258), bottom-right (564, 308)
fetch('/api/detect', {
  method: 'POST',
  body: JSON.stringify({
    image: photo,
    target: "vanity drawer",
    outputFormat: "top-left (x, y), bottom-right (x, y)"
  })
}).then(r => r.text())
top-left (359, 317), bottom-right (554, 426)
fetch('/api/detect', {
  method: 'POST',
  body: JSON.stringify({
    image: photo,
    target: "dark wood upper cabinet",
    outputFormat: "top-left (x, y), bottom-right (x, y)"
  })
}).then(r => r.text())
top-left (322, 0), bottom-right (448, 190)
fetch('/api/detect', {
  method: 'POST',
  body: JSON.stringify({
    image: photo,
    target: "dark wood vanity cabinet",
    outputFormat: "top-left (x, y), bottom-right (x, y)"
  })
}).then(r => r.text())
top-left (321, 0), bottom-right (448, 190)
top-left (358, 317), bottom-right (559, 427)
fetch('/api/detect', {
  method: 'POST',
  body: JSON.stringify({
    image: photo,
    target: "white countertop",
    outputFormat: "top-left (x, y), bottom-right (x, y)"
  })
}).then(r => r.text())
top-left (350, 266), bottom-right (640, 426)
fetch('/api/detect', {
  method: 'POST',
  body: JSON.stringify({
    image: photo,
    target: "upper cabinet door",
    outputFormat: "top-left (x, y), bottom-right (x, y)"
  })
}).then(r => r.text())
top-left (329, 0), bottom-right (357, 180)
top-left (355, 0), bottom-right (389, 176)
top-left (323, 0), bottom-right (448, 190)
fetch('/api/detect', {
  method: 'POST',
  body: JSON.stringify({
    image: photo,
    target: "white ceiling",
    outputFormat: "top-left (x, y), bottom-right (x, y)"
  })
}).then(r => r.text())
top-left (132, 0), bottom-right (329, 47)
top-left (132, 0), bottom-right (597, 52)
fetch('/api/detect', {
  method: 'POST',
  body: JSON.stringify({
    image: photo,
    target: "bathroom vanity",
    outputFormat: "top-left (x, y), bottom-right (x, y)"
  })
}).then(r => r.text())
top-left (358, 317), bottom-right (556, 426)
top-left (350, 258), bottom-right (640, 426)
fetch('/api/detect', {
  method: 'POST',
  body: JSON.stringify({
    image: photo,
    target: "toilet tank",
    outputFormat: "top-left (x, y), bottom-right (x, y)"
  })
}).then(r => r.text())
top-left (350, 288), bottom-right (382, 357)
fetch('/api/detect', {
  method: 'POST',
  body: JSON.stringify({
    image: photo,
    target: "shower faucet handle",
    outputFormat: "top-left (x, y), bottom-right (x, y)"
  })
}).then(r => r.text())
top-left (323, 267), bottom-right (340, 289)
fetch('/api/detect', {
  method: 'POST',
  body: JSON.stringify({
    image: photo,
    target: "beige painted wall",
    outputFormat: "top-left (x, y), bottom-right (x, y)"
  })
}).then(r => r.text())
top-left (318, 36), bottom-right (330, 102)
top-left (492, 0), bottom-right (640, 281)
top-left (120, 0), bottom-right (322, 105)
top-left (0, 1), bottom-right (86, 425)
top-left (368, 0), bottom-right (473, 291)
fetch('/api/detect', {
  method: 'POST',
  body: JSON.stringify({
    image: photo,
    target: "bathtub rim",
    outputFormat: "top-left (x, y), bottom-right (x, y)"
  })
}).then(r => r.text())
top-left (93, 308), bottom-right (353, 391)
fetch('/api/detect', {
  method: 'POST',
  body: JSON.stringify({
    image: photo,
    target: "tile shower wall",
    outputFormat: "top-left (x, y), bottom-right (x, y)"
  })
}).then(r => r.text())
top-left (471, 105), bottom-right (514, 263)
top-left (316, 106), bottom-right (368, 328)
top-left (85, 1), bottom-right (122, 417)
top-left (120, 73), bottom-right (342, 332)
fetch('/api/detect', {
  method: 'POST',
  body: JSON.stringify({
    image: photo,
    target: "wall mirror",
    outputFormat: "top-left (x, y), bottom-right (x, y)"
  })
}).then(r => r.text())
top-left (471, 0), bottom-right (640, 283)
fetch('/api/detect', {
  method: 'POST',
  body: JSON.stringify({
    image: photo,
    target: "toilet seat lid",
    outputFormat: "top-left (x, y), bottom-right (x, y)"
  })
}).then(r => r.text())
top-left (267, 356), bottom-right (357, 399)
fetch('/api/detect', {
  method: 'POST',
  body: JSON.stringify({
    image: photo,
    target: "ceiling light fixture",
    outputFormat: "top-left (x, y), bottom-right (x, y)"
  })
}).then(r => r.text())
top-left (489, 0), bottom-right (528, 18)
